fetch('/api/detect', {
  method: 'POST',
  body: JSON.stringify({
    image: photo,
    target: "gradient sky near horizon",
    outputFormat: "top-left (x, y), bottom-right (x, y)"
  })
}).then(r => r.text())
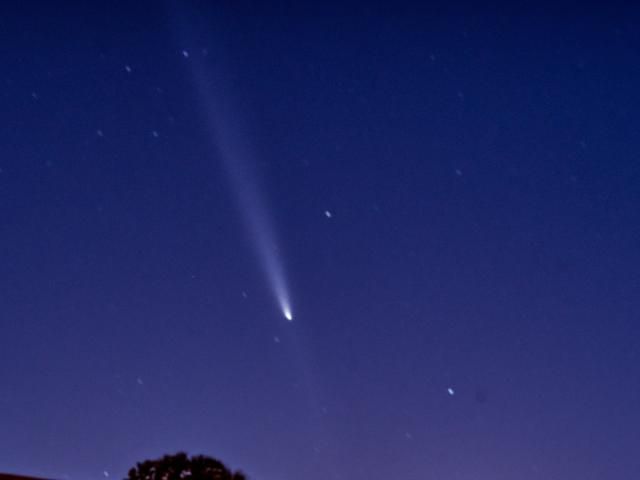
top-left (2, 2), bottom-right (640, 480)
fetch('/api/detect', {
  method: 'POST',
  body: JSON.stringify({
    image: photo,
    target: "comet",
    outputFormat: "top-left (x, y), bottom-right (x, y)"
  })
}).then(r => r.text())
top-left (187, 53), bottom-right (293, 322)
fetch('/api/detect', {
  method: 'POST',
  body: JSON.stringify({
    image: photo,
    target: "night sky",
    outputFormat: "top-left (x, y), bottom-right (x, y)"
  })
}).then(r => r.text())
top-left (2, 3), bottom-right (640, 480)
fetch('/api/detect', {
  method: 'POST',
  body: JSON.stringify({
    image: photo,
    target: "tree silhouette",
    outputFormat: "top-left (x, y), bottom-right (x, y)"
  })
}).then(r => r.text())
top-left (126, 452), bottom-right (246, 480)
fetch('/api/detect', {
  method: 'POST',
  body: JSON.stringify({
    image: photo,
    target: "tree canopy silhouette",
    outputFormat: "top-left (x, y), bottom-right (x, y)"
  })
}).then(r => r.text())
top-left (126, 452), bottom-right (246, 480)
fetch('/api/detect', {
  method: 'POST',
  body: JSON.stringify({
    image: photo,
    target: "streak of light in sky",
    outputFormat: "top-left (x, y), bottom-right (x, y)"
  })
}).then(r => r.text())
top-left (186, 53), bottom-right (293, 322)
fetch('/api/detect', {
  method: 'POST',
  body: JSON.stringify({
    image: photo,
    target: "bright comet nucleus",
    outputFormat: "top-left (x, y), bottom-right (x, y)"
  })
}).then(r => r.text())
top-left (283, 306), bottom-right (293, 321)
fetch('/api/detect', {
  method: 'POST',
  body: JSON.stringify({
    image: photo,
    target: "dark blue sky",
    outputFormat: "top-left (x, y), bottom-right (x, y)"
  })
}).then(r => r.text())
top-left (2, 3), bottom-right (640, 479)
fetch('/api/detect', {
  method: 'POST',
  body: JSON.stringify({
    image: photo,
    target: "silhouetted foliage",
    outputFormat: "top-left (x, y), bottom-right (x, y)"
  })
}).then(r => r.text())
top-left (126, 452), bottom-right (246, 480)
